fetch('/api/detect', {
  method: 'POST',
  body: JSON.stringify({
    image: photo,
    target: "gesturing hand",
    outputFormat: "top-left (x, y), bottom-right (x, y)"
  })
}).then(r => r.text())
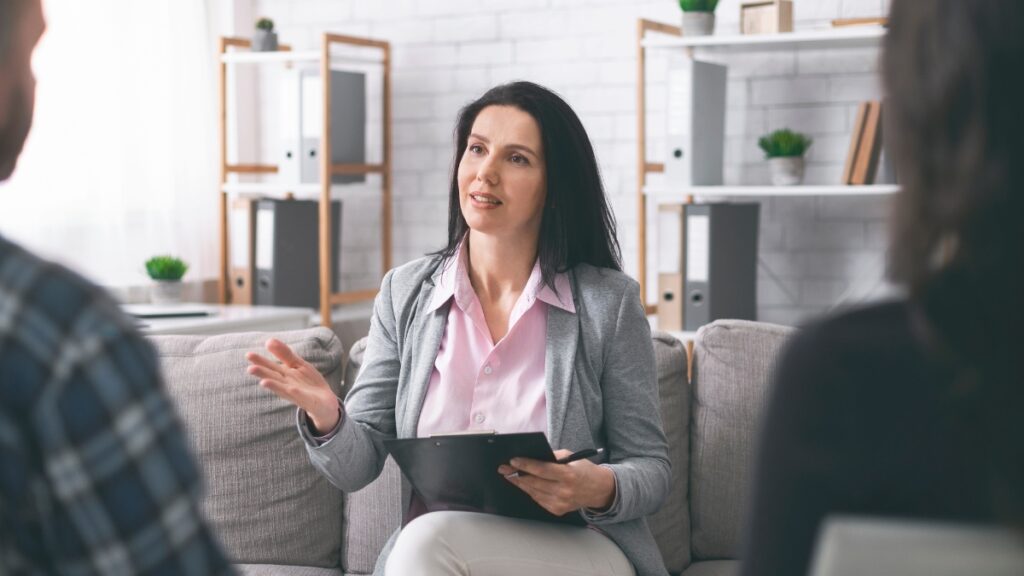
top-left (497, 449), bottom-right (616, 517)
top-left (246, 339), bottom-right (341, 435)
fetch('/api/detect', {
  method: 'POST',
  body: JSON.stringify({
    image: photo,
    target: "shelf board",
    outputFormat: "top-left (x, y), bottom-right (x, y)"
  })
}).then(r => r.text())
top-left (220, 51), bottom-right (384, 65)
top-left (641, 26), bottom-right (886, 51)
top-left (644, 184), bottom-right (900, 198)
top-left (221, 182), bottom-right (385, 197)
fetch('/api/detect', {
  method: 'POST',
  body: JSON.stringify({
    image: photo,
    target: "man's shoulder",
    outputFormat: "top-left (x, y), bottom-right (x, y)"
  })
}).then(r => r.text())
top-left (0, 236), bottom-right (135, 349)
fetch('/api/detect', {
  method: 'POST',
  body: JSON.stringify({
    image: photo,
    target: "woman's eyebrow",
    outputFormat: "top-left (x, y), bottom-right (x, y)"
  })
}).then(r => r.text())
top-left (469, 133), bottom-right (539, 158)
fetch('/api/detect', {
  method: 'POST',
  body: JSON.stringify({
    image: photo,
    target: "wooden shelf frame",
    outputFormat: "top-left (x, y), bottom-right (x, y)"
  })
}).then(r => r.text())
top-left (217, 33), bottom-right (392, 327)
top-left (636, 20), bottom-right (890, 313)
top-left (637, 20), bottom-right (684, 315)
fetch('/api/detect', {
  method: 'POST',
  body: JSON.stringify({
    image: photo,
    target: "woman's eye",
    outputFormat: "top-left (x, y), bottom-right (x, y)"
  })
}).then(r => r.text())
top-left (510, 153), bottom-right (529, 165)
top-left (468, 144), bottom-right (484, 154)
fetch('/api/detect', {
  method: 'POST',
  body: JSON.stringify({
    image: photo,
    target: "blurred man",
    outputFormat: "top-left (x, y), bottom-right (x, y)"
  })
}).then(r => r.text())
top-left (0, 1), bottom-right (232, 572)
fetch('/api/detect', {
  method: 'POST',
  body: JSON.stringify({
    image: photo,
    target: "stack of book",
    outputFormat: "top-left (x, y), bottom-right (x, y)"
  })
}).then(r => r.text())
top-left (843, 100), bottom-right (885, 185)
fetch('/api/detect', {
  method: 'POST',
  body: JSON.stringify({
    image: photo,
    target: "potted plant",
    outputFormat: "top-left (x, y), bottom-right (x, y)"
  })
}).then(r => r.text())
top-left (679, 0), bottom-right (719, 37)
top-left (253, 17), bottom-right (278, 52)
top-left (758, 128), bottom-right (813, 186)
top-left (145, 255), bottom-right (189, 304)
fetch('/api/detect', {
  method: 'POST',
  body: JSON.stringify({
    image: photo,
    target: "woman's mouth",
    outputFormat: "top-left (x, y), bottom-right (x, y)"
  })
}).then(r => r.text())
top-left (470, 193), bottom-right (503, 206)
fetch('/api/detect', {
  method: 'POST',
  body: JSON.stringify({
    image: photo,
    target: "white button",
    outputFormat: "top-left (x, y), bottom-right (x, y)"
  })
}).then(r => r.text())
top-left (483, 365), bottom-right (493, 375)
top-left (474, 413), bottom-right (485, 424)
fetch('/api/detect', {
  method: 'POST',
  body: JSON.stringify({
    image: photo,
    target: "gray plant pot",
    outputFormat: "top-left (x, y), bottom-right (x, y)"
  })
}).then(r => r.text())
top-left (682, 12), bottom-right (716, 37)
top-left (252, 29), bottom-right (278, 52)
top-left (151, 280), bottom-right (184, 305)
top-left (770, 156), bottom-right (806, 186)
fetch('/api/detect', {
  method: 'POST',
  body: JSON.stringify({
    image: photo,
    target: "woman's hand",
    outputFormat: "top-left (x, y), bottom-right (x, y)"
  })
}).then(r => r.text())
top-left (497, 449), bottom-right (616, 516)
top-left (246, 338), bottom-right (341, 435)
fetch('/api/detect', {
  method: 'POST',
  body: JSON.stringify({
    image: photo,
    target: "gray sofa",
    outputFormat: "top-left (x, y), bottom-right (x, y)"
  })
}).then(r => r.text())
top-left (151, 319), bottom-right (795, 576)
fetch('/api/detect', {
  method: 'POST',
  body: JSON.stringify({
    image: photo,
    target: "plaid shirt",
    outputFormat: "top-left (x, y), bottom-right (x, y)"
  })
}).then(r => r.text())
top-left (0, 235), bottom-right (232, 575)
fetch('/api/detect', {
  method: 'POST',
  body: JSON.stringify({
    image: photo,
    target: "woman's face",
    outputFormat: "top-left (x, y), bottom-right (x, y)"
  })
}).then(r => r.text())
top-left (457, 105), bottom-right (547, 244)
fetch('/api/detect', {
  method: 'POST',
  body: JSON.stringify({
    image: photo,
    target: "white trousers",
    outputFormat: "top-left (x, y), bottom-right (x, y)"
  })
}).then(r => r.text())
top-left (385, 511), bottom-right (636, 576)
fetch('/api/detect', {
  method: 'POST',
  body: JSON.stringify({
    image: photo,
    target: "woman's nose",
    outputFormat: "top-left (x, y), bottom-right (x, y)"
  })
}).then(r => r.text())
top-left (476, 156), bottom-right (498, 185)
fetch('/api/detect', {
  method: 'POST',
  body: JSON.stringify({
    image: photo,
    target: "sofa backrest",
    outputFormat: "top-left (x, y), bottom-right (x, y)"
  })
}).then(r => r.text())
top-left (151, 327), bottom-right (346, 570)
top-left (688, 319), bottom-right (795, 561)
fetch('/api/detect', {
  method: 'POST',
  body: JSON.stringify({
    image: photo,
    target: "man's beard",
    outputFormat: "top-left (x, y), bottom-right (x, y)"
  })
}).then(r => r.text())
top-left (0, 86), bottom-right (34, 182)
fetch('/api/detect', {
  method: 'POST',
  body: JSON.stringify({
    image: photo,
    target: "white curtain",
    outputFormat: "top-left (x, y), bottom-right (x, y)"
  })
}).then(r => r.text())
top-left (0, 0), bottom-right (221, 288)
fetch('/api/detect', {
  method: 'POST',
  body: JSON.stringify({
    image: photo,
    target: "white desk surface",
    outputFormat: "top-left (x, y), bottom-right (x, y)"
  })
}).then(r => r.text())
top-left (127, 304), bottom-right (314, 335)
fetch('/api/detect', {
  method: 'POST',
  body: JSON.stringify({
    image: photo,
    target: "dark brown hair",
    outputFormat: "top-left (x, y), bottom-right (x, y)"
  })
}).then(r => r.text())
top-left (884, 0), bottom-right (1024, 523)
top-left (434, 81), bottom-right (621, 287)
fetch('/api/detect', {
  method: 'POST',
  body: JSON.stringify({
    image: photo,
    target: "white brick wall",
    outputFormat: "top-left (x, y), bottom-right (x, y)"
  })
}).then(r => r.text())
top-left (248, 0), bottom-right (894, 327)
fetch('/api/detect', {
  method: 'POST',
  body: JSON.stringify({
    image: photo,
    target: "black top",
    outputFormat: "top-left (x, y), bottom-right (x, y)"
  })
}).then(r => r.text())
top-left (740, 301), bottom-right (997, 576)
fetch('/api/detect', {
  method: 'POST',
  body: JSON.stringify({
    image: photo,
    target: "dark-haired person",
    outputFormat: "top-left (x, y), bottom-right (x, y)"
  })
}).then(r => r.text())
top-left (740, 1), bottom-right (1024, 574)
top-left (246, 81), bottom-right (670, 576)
top-left (0, 0), bottom-right (231, 573)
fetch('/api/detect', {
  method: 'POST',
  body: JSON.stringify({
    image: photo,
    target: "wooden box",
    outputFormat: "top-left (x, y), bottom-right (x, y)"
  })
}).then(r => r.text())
top-left (741, 0), bottom-right (794, 35)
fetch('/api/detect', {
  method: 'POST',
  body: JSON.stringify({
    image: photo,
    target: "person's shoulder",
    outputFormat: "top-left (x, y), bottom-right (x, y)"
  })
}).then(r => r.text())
top-left (775, 300), bottom-right (916, 396)
top-left (796, 299), bottom-right (913, 353)
top-left (385, 255), bottom-right (443, 290)
top-left (0, 236), bottom-right (136, 343)
top-left (570, 263), bottom-right (638, 301)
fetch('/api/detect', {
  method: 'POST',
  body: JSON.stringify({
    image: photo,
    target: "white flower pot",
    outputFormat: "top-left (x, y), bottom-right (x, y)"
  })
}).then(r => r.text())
top-left (151, 280), bottom-right (184, 305)
top-left (682, 12), bottom-right (716, 37)
top-left (769, 156), bottom-right (806, 186)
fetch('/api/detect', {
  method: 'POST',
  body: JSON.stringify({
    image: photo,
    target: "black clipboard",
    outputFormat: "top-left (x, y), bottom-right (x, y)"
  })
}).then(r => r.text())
top-left (384, 432), bottom-right (586, 527)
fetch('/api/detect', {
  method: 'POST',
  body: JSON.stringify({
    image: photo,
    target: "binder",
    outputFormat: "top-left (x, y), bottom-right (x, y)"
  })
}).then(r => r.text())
top-left (684, 203), bottom-right (760, 331)
top-left (657, 203), bottom-right (686, 332)
top-left (254, 199), bottom-right (342, 309)
top-left (665, 59), bottom-right (728, 187)
top-left (280, 69), bottom-right (367, 186)
top-left (384, 432), bottom-right (587, 527)
top-left (228, 197), bottom-right (258, 305)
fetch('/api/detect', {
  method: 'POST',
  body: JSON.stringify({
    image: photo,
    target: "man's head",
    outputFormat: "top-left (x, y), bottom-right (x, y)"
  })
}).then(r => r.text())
top-left (0, 0), bottom-right (45, 181)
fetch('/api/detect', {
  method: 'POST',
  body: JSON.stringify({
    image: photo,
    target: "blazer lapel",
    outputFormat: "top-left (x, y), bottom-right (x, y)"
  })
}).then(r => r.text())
top-left (396, 268), bottom-right (450, 438)
top-left (545, 298), bottom-right (579, 448)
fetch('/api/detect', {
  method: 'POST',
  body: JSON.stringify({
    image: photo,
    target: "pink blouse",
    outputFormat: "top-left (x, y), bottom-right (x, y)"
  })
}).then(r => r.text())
top-left (416, 241), bottom-right (575, 438)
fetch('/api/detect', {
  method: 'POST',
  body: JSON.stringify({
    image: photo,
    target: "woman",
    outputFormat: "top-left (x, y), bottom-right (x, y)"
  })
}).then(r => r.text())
top-left (246, 82), bottom-right (671, 576)
top-left (740, 1), bottom-right (1024, 574)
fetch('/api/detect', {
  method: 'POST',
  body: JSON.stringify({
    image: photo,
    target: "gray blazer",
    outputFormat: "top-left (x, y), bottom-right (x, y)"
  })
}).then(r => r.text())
top-left (301, 256), bottom-right (671, 576)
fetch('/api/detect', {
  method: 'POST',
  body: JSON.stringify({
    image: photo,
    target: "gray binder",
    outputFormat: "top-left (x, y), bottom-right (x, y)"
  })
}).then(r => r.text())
top-left (254, 199), bottom-right (342, 309)
top-left (684, 203), bottom-right (760, 331)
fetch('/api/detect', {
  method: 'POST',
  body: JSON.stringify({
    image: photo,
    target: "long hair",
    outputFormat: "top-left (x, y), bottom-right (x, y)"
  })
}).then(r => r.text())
top-left (434, 81), bottom-right (621, 287)
top-left (884, 0), bottom-right (1024, 523)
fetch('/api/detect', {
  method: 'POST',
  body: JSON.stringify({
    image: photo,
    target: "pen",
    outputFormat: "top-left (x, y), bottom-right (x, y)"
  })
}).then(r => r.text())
top-left (504, 447), bottom-right (604, 479)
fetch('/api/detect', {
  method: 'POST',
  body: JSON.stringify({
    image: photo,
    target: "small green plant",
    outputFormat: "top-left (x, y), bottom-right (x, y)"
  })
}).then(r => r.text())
top-left (678, 0), bottom-right (719, 12)
top-left (256, 17), bottom-right (274, 31)
top-left (145, 256), bottom-right (188, 281)
top-left (758, 129), bottom-right (814, 158)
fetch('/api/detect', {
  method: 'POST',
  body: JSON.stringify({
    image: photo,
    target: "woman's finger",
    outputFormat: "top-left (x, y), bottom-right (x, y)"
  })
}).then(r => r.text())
top-left (248, 365), bottom-right (286, 383)
top-left (258, 378), bottom-right (298, 404)
top-left (246, 352), bottom-right (285, 376)
top-left (509, 457), bottom-right (569, 481)
top-left (266, 338), bottom-right (307, 369)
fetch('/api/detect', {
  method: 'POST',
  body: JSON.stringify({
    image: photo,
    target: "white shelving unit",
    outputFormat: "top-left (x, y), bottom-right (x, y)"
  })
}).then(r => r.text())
top-left (644, 184), bottom-right (898, 199)
top-left (641, 25), bottom-right (885, 51)
top-left (217, 33), bottom-right (393, 327)
top-left (635, 21), bottom-right (892, 312)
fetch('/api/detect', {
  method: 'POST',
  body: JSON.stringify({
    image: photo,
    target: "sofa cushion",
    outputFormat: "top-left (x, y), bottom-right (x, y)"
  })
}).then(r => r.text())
top-left (342, 457), bottom-right (404, 574)
top-left (236, 564), bottom-right (342, 576)
top-left (340, 337), bottom-right (404, 574)
top-left (151, 327), bottom-right (346, 569)
top-left (647, 332), bottom-right (692, 574)
top-left (689, 320), bottom-right (795, 561)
